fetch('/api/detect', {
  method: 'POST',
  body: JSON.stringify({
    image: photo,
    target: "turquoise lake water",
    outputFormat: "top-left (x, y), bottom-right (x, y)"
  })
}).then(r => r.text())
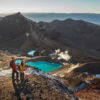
top-left (26, 61), bottom-right (62, 72)
top-left (15, 59), bottom-right (22, 64)
top-left (15, 60), bottom-right (62, 72)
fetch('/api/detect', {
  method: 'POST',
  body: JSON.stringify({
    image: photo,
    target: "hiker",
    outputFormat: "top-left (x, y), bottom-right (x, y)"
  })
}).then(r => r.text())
top-left (10, 57), bottom-right (19, 82)
top-left (20, 60), bottom-right (25, 84)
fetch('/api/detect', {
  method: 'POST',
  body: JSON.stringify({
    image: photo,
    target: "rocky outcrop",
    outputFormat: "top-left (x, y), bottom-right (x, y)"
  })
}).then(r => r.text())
top-left (0, 12), bottom-right (36, 49)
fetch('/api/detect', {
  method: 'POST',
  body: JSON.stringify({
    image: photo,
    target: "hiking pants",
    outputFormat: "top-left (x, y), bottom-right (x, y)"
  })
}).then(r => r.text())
top-left (20, 73), bottom-right (25, 84)
top-left (12, 70), bottom-right (19, 81)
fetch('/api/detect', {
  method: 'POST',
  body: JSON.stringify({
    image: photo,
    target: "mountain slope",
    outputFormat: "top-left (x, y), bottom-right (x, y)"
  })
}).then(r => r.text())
top-left (0, 13), bottom-right (100, 60)
top-left (38, 19), bottom-right (100, 49)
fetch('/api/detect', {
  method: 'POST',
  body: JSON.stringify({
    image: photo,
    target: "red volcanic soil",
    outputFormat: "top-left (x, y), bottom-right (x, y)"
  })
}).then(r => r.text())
top-left (74, 79), bottom-right (100, 100)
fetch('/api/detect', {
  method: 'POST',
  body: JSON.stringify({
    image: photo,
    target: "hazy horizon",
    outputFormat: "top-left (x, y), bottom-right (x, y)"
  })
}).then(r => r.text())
top-left (0, 0), bottom-right (100, 14)
top-left (0, 12), bottom-right (100, 15)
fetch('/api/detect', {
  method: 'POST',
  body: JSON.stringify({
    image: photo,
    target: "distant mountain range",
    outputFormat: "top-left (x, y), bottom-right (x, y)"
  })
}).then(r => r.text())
top-left (0, 12), bottom-right (100, 60)
top-left (22, 13), bottom-right (100, 25)
top-left (0, 13), bottom-right (100, 25)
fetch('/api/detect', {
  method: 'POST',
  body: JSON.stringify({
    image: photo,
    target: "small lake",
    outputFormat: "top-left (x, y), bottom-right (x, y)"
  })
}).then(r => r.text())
top-left (15, 59), bottom-right (62, 72)
top-left (26, 61), bottom-right (62, 72)
top-left (15, 59), bottom-right (22, 64)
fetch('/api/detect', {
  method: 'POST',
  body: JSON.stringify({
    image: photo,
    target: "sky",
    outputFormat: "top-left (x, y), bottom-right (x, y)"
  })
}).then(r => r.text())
top-left (0, 0), bottom-right (100, 13)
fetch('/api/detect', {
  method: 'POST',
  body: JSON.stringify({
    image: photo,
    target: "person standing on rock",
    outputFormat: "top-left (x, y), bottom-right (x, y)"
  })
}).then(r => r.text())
top-left (20, 60), bottom-right (25, 85)
top-left (10, 57), bottom-right (19, 82)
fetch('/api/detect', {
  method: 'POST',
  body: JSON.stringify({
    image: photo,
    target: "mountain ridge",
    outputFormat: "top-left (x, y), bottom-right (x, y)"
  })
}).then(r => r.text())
top-left (0, 12), bottom-right (100, 60)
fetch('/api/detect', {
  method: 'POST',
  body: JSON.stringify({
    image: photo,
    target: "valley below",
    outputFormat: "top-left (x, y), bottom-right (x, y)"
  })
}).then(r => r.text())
top-left (0, 49), bottom-right (100, 100)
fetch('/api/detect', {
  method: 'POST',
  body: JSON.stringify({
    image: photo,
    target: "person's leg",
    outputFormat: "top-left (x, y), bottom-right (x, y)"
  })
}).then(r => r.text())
top-left (12, 70), bottom-right (14, 79)
top-left (13, 70), bottom-right (16, 80)
top-left (20, 73), bottom-right (23, 83)
top-left (22, 73), bottom-right (25, 83)
top-left (15, 70), bottom-right (19, 82)
top-left (20, 73), bottom-right (25, 85)
top-left (12, 70), bottom-right (17, 93)
top-left (12, 70), bottom-right (15, 82)
top-left (20, 72), bottom-right (21, 81)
